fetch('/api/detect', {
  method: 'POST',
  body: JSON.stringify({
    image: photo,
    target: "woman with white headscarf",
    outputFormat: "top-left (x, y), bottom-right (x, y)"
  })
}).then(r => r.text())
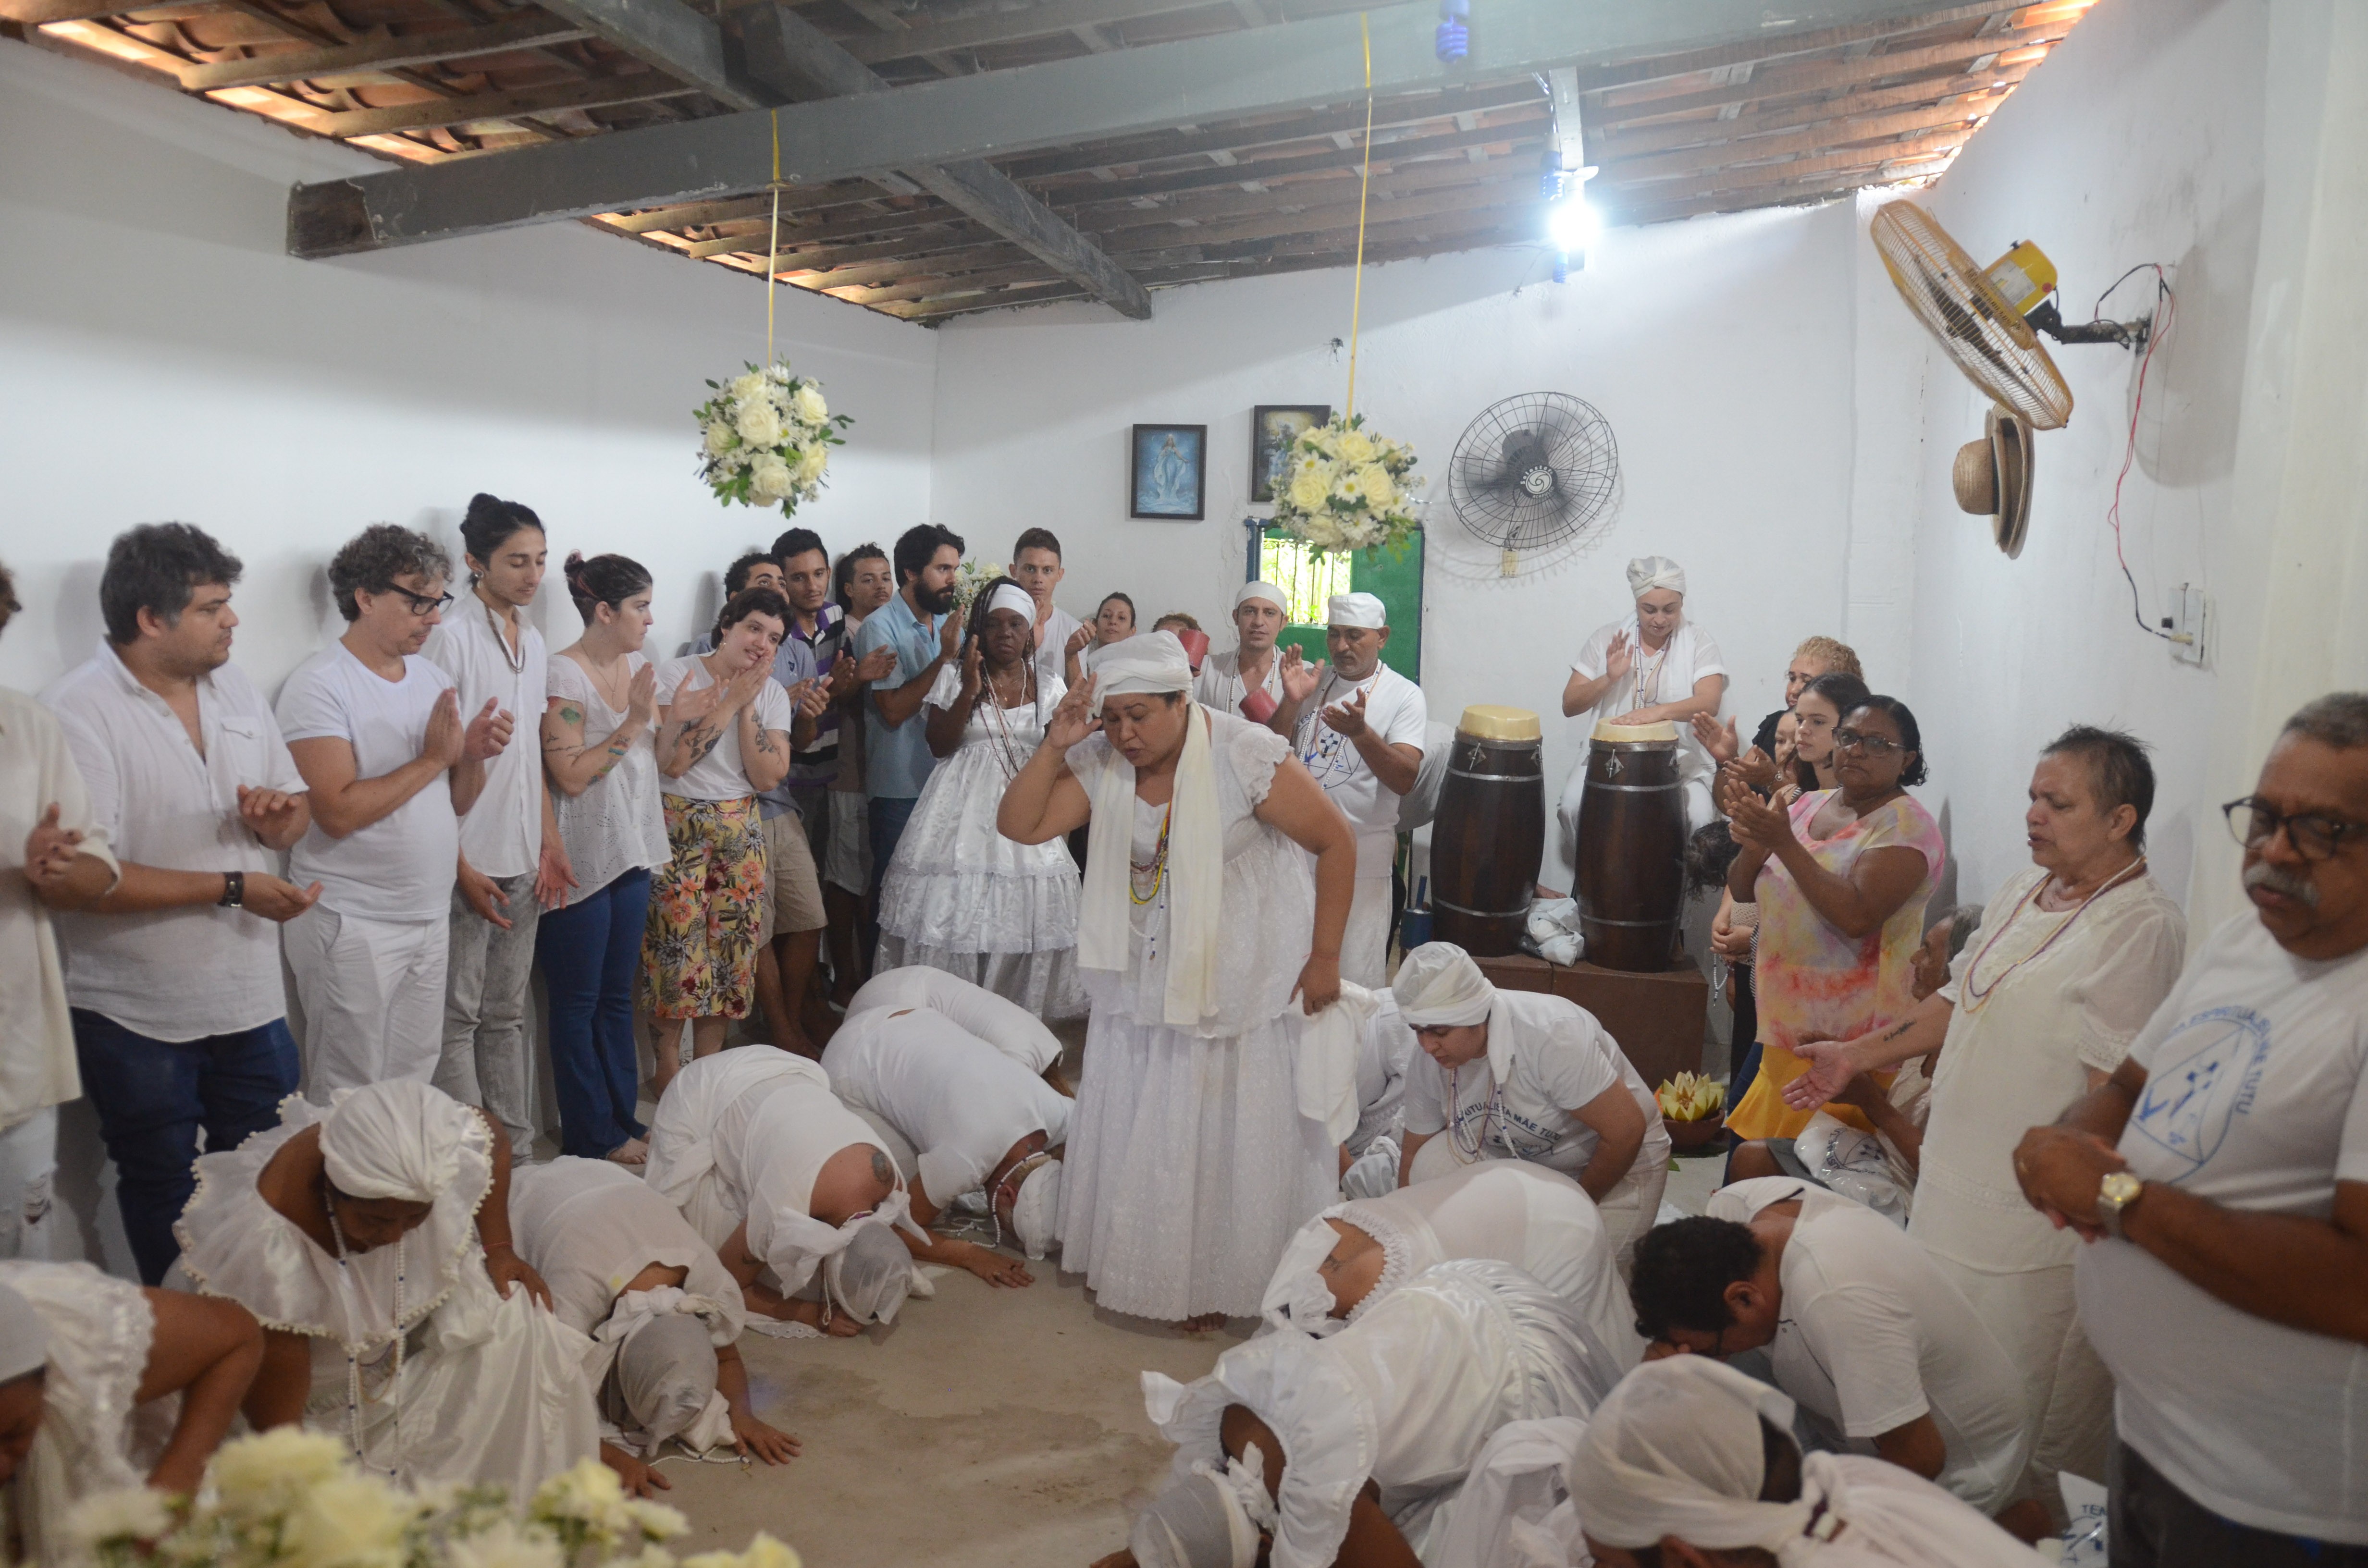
top-left (878, 576), bottom-right (1083, 1015)
top-left (172, 1080), bottom-right (598, 1494)
top-left (1566, 1356), bottom-right (2046, 1567)
top-left (1556, 556), bottom-right (1727, 876)
top-left (999, 630), bottom-right (1356, 1329)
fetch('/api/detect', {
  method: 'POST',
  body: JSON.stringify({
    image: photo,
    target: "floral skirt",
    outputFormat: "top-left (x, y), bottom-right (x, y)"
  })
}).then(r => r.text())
top-left (641, 795), bottom-right (766, 1020)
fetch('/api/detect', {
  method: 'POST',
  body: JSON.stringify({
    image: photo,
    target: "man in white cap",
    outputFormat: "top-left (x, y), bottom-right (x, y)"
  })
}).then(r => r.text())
top-left (1568, 1355), bottom-right (2048, 1567)
top-left (822, 967), bottom-right (1070, 1278)
top-left (1392, 941), bottom-right (1671, 1271)
top-left (1557, 556), bottom-right (1727, 879)
top-left (1274, 592), bottom-right (1428, 988)
top-left (1193, 581), bottom-right (1289, 722)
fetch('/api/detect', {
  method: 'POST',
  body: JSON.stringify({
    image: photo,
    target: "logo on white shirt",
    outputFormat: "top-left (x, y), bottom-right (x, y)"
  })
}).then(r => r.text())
top-left (2130, 1005), bottom-right (2271, 1175)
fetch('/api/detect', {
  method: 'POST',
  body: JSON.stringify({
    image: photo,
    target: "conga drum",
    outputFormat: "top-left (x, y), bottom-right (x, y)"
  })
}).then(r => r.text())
top-left (1574, 720), bottom-right (1686, 972)
top-left (1430, 705), bottom-right (1545, 957)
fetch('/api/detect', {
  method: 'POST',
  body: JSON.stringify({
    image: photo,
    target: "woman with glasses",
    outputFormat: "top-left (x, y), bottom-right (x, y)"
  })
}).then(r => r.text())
top-left (1764, 724), bottom-right (2185, 1529)
top-left (1717, 696), bottom-right (1945, 1151)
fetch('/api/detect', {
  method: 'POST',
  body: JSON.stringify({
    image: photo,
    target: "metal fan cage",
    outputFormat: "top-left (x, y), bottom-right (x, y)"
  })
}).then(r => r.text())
top-left (1870, 201), bottom-right (2074, 430)
top-left (1446, 392), bottom-right (1620, 552)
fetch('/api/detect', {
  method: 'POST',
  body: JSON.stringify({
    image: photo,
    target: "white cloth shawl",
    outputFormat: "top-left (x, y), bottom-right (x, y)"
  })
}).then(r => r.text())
top-left (1077, 633), bottom-right (1224, 1028)
top-left (1295, 981), bottom-right (1381, 1145)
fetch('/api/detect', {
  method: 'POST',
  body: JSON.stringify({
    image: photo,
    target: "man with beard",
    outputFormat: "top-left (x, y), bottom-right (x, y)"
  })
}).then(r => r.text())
top-left (2015, 692), bottom-right (2368, 1568)
top-left (853, 524), bottom-right (965, 891)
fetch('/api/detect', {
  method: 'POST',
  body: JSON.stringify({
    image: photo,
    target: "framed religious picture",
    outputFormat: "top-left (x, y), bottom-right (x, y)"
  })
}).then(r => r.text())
top-left (1250, 404), bottom-right (1331, 503)
top-left (1130, 423), bottom-right (1208, 520)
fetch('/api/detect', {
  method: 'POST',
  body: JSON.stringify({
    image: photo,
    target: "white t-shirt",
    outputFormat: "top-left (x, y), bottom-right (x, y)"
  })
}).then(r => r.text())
top-left (1031, 605), bottom-right (1083, 691)
top-left (275, 644), bottom-right (458, 923)
top-left (1710, 1177), bottom-right (2030, 1514)
top-left (652, 654), bottom-right (796, 803)
top-left (545, 652), bottom-right (668, 897)
top-left (423, 602), bottom-right (546, 880)
top-left (1194, 647), bottom-right (1285, 717)
top-left (1569, 617), bottom-right (1726, 726)
top-left (821, 1004), bottom-right (1071, 1204)
top-left (2076, 913), bottom-right (2368, 1544)
top-left (1292, 662), bottom-right (1428, 874)
top-left (44, 646), bottom-right (307, 1041)
top-left (1401, 989), bottom-right (1670, 1177)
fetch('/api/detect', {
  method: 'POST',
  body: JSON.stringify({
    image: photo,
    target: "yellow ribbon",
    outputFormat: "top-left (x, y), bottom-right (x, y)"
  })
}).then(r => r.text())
top-left (766, 108), bottom-right (782, 367)
top-left (1344, 12), bottom-right (1375, 422)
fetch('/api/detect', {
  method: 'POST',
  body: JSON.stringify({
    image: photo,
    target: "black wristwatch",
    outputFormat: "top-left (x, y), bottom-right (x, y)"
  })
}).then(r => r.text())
top-left (219, 870), bottom-right (245, 908)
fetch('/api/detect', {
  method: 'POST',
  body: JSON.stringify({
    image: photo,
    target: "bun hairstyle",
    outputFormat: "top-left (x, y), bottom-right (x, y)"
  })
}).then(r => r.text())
top-left (711, 585), bottom-right (791, 645)
top-left (458, 493), bottom-right (545, 577)
top-left (563, 551), bottom-right (651, 624)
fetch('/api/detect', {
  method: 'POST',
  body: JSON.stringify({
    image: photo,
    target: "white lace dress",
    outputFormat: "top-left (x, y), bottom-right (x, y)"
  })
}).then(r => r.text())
top-left (1056, 710), bottom-right (1336, 1321)
top-left (173, 1097), bottom-right (598, 1495)
top-left (876, 664), bottom-right (1085, 1016)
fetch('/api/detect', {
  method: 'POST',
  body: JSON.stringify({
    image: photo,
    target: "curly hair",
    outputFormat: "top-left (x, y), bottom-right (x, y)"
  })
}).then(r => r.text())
top-left (329, 524), bottom-right (452, 623)
top-left (1792, 635), bottom-right (1863, 681)
top-left (892, 523), bottom-right (965, 587)
top-left (1629, 1217), bottom-right (1764, 1343)
top-left (1846, 694), bottom-right (1929, 787)
top-left (100, 523), bottom-right (244, 645)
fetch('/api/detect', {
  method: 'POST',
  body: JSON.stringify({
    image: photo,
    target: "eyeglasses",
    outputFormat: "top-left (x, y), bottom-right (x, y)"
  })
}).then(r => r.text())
top-left (1832, 729), bottom-right (1903, 757)
top-left (382, 584), bottom-right (454, 619)
top-left (2222, 797), bottom-right (2368, 862)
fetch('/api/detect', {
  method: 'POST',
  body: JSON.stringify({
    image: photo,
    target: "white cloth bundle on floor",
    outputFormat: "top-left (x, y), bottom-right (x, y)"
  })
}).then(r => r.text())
top-left (0, 1262), bottom-right (168, 1568)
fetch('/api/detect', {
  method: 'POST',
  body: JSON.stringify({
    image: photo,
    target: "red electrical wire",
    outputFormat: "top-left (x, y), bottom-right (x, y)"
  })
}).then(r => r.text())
top-left (2096, 264), bottom-right (2176, 638)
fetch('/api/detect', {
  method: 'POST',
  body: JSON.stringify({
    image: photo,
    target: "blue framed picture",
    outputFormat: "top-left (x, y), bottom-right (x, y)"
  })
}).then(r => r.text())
top-left (1130, 423), bottom-right (1207, 520)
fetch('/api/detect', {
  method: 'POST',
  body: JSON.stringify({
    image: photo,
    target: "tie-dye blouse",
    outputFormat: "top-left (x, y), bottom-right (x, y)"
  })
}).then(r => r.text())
top-left (1724, 788), bottom-right (1945, 1141)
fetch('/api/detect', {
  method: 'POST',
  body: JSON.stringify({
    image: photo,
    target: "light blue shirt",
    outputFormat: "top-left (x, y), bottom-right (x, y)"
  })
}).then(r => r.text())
top-left (854, 591), bottom-right (944, 800)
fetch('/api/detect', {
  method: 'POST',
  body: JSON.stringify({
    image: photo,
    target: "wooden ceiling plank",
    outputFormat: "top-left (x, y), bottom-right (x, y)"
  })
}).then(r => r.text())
top-left (1566, 0), bottom-right (2025, 98)
top-left (1587, 20), bottom-right (2066, 118)
top-left (839, 0), bottom-right (1266, 66)
top-left (176, 14), bottom-right (594, 91)
top-left (1061, 114), bottom-right (1546, 208)
top-left (1105, 172), bottom-right (1529, 251)
top-left (597, 184), bottom-right (896, 231)
top-left (1589, 61), bottom-right (2031, 159)
top-left (1596, 96), bottom-right (1993, 182)
top-left (1602, 133), bottom-right (1968, 204)
top-left (309, 73), bottom-right (700, 139)
top-left (1083, 147), bottom-right (1525, 231)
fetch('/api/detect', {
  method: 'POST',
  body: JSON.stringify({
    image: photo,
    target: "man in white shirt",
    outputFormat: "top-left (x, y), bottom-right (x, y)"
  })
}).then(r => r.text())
top-left (1274, 592), bottom-right (1426, 987)
top-left (1631, 1177), bottom-right (2033, 1523)
top-left (1192, 579), bottom-right (1288, 721)
top-left (1009, 527), bottom-right (1086, 691)
top-left (41, 526), bottom-right (317, 1283)
top-left (0, 564), bottom-right (119, 1263)
top-left (424, 495), bottom-right (549, 1157)
top-left (2015, 692), bottom-right (2368, 1565)
top-left (278, 525), bottom-right (506, 1095)
top-left (1391, 942), bottom-right (1671, 1270)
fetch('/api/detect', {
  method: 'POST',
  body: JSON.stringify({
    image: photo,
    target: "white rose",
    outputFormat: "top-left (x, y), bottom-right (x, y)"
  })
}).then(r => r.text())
top-left (703, 420), bottom-right (735, 457)
top-left (749, 455), bottom-right (794, 500)
top-left (736, 399), bottom-right (783, 449)
top-left (793, 445), bottom-right (828, 484)
top-left (728, 371), bottom-right (766, 403)
top-left (626, 1500), bottom-right (691, 1542)
top-left (211, 1428), bottom-right (350, 1516)
top-left (64, 1488), bottom-right (174, 1548)
top-left (282, 1474), bottom-right (412, 1568)
top-left (791, 384), bottom-right (828, 425)
top-left (1357, 464), bottom-right (1394, 509)
top-left (446, 1521), bottom-right (565, 1568)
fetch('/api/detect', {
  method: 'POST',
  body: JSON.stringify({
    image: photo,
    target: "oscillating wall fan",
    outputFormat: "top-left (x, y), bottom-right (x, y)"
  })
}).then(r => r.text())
top-left (1447, 392), bottom-right (1620, 575)
top-left (1870, 199), bottom-right (2152, 558)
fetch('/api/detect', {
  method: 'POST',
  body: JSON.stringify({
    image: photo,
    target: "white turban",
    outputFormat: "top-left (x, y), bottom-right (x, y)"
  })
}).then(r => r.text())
top-left (823, 1221), bottom-right (913, 1325)
top-left (610, 1308), bottom-right (728, 1453)
top-left (1326, 592), bottom-right (1386, 629)
top-left (1392, 942), bottom-right (1496, 1028)
top-left (1008, 1157), bottom-right (1061, 1262)
top-left (1235, 581), bottom-right (1288, 614)
top-left (0, 1283), bottom-right (48, 1383)
top-left (1088, 630), bottom-right (1195, 698)
top-left (320, 1080), bottom-right (473, 1203)
top-left (983, 581), bottom-right (1036, 623)
top-left (1627, 556), bottom-right (1687, 598)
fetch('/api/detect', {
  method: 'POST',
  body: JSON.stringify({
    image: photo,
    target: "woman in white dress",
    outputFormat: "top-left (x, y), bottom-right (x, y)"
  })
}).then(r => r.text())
top-left (173, 1080), bottom-right (598, 1494)
top-left (878, 579), bottom-right (1083, 1015)
top-left (1777, 724), bottom-right (2184, 1519)
top-left (998, 631), bottom-right (1355, 1329)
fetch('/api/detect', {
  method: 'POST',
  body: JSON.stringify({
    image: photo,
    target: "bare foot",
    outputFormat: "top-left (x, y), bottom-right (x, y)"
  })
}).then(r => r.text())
top-left (606, 1137), bottom-right (649, 1167)
top-left (1178, 1312), bottom-right (1228, 1333)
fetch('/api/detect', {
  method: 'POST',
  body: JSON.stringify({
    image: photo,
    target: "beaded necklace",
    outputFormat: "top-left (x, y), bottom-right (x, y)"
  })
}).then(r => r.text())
top-left (1961, 856), bottom-right (2148, 1014)
top-left (1445, 1060), bottom-right (1505, 1164)
top-left (322, 1183), bottom-right (405, 1480)
top-left (979, 660), bottom-right (1037, 782)
top-left (1130, 806), bottom-right (1171, 906)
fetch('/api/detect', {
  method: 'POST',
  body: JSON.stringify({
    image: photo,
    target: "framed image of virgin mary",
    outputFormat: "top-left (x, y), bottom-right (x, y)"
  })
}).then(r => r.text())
top-left (1130, 424), bottom-right (1208, 520)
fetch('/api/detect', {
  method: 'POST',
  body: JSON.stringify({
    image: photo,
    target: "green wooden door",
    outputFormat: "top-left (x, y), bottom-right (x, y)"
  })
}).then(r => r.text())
top-left (1254, 525), bottom-right (1423, 680)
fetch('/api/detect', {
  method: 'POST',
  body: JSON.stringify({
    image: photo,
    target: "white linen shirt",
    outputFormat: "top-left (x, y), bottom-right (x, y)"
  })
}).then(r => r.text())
top-left (424, 603), bottom-right (546, 879)
top-left (1401, 989), bottom-right (1671, 1178)
top-left (42, 644), bottom-right (306, 1041)
top-left (1195, 647), bottom-right (1285, 717)
top-left (1292, 662), bottom-right (1428, 875)
top-left (0, 689), bottom-right (116, 1127)
top-left (2076, 913), bottom-right (2368, 1544)
top-left (544, 652), bottom-right (668, 897)
top-left (1569, 617), bottom-right (1727, 726)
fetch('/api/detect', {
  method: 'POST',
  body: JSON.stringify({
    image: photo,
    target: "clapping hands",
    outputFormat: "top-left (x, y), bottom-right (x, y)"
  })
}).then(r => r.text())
top-left (1319, 684), bottom-right (1370, 738)
top-left (1278, 645), bottom-right (1324, 704)
top-left (1042, 674), bottom-right (1100, 751)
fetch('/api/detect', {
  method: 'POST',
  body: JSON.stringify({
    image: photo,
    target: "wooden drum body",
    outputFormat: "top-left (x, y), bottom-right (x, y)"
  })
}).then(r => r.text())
top-left (1575, 722), bottom-right (1686, 972)
top-left (1431, 706), bottom-right (1545, 958)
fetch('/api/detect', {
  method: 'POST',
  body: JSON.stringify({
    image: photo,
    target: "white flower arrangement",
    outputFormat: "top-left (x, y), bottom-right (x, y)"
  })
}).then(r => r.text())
top-left (693, 362), bottom-right (850, 517)
top-left (1270, 413), bottom-right (1422, 556)
top-left (950, 558), bottom-right (1002, 618)
top-left (65, 1434), bottom-right (738, 1568)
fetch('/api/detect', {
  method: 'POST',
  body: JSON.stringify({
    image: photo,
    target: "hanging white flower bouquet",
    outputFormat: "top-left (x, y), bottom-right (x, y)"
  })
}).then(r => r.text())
top-left (694, 361), bottom-right (851, 516)
top-left (950, 558), bottom-right (1002, 618)
top-left (1270, 413), bottom-right (1422, 556)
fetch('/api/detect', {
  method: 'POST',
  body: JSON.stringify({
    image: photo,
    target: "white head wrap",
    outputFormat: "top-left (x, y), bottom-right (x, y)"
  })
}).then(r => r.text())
top-left (823, 1221), bottom-right (913, 1325)
top-left (1076, 633), bottom-right (1224, 1028)
top-left (611, 1308), bottom-right (727, 1453)
top-left (0, 1283), bottom-right (49, 1383)
top-left (320, 1080), bottom-right (471, 1203)
top-left (1392, 942), bottom-right (1496, 1028)
top-left (1325, 592), bottom-right (1386, 629)
top-left (983, 581), bottom-right (1036, 623)
top-left (1567, 1355), bottom-right (1802, 1551)
top-left (1626, 556), bottom-right (1687, 599)
top-left (1131, 1447), bottom-right (1275, 1568)
top-left (1008, 1158), bottom-right (1061, 1262)
top-left (1234, 581), bottom-right (1287, 614)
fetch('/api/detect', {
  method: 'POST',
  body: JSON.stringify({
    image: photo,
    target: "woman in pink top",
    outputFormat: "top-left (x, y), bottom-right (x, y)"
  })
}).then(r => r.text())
top-left (1719, 695), bottom-right (1944, 1142)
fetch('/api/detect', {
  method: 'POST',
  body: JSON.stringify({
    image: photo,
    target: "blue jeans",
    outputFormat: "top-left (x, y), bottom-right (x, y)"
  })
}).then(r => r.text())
top-left (868, 795), bottom-right (918, 899)
top-left (536, 868), bottom-right (652, 1158)
top-left (70, 1009), bottom-right (300, 1284)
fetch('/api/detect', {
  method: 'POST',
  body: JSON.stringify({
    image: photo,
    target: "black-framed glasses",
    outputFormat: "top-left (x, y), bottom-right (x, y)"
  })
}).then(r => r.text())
top-left (1832, 728), bottom-right (1903, 757)
top-left (383, 584), bottom-right (454, 618)
top-left (2223, 796), bottom-right (2368, 862)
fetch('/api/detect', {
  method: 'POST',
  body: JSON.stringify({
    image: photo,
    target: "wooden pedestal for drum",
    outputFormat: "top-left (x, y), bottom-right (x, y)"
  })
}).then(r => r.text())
top-left (1430, 705), bottom-right (1544, 958)
top-left (1471, 952), bottom-right (1709, 1092)
top-left (1574, 721), bottom-right (1687, 972)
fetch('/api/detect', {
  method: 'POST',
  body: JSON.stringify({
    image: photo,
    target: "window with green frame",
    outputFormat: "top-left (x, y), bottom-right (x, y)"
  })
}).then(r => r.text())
top-left (1248, 524), bottom-right (1423, 681)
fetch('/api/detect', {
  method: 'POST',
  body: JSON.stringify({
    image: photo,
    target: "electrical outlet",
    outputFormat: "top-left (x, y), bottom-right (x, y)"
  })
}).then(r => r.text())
top-left (2162, 584), bottom-right (2208, 666)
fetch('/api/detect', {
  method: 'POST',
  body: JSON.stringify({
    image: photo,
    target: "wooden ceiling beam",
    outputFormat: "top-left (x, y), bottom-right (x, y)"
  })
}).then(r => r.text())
top-left (1587, 20), bottom-right (2065, 120)
top-left (531, 0), bottom-right (762, 108)
top-left (1083, 146), bottom-right (1521, 231)
top-left (595, 183), bottom-right (890, 232)
top-left (823, 258), bottom-right (1066, 305)
top-left (1104, 172), bottom-right (1529, 252)
top-left (888, 280), bottom-right (1085, 321)
top-left (1596, 96), bottom-right (1994, 183)
top-left (782, 240), bottom-right (1020, 286)
top-left (1566, 0), bottom-right (2024, 97)
top-left (174, 14), bottom-right (594, 90)
top-left (1601, 135), bottom-right (1966, 206)
top-left (1060, 114), bottom-right (1545, 208)
top-left (1589, 62), bottom-right (2030, 159)
top-left (838, 0), bottom-right (1262, 65)
top-left (690, 203), bottom-right (966, 257)
top-left (303, 71), bottom-right (700, 139)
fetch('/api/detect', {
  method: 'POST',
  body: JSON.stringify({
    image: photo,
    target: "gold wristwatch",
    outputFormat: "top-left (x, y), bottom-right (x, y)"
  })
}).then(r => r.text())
top-left (2097, 1172), bottom-right (2144, 1240)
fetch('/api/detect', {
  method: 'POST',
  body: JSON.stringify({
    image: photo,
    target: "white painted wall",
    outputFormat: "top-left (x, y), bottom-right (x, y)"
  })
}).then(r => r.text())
top-left (932, 202), bottom-right (1872, 875)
